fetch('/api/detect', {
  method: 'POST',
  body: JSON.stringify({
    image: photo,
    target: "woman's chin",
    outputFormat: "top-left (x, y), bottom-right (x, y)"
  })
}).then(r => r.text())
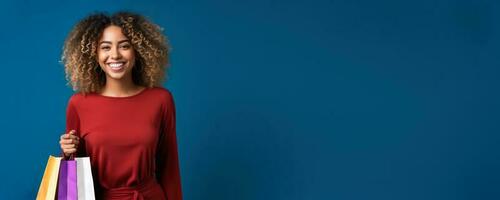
top-left (106, 72), bottom-right (129, 80)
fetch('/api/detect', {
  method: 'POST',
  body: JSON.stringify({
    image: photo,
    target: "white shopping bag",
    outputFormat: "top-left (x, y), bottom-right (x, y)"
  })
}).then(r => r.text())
top-left (75, 157), bottom-right (96, 200)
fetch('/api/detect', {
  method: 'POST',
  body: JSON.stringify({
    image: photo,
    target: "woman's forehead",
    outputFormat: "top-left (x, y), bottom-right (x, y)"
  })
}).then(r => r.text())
top-left (99, 25), bottom-right (129, 42)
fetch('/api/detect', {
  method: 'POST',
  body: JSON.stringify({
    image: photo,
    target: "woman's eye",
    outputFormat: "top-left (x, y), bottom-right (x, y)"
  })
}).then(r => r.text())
top-left (120, 44), bottom-right (131, 49)
top-left (100, 46), bottom-right (111, 50)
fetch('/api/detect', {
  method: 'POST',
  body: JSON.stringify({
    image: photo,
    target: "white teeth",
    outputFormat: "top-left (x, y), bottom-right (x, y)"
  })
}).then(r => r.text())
top-left (109, 63), bottom-right (124, 68)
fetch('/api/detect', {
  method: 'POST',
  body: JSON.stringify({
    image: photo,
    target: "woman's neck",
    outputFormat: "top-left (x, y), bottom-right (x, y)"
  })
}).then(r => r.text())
top-left (100, 77), bottom-right (144, 97)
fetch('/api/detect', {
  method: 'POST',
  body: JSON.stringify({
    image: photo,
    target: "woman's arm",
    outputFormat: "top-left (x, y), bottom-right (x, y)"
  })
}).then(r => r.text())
top-left (156, 90), bottom-right (183, 200)
top-left (61, 95), bottom-right (84, 158)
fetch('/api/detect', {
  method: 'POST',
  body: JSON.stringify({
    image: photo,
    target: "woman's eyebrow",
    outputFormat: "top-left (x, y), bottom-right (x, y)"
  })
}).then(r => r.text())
top-left (99, 39), bottom-right (130, 45)
top-left (118, 39), bottom-right (130, 44)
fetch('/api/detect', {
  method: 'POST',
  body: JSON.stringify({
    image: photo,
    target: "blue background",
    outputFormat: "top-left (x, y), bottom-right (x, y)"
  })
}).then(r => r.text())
top-left (0, 0), bottom-right (499, 199)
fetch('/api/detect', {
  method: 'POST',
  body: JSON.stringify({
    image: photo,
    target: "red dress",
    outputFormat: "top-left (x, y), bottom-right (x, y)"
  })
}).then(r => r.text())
top-left (65, 87), bottom-right (183, 200)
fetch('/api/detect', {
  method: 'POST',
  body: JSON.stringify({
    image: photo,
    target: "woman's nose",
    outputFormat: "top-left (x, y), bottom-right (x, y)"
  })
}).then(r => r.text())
top-left (110, 47), bottom-right (122, 59)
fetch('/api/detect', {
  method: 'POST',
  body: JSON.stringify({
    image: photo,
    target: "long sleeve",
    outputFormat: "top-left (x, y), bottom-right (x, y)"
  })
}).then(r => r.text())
top-left (156, 91), bottom-right (183, 200)
top-left (64, 96), bottom-right (86, 158)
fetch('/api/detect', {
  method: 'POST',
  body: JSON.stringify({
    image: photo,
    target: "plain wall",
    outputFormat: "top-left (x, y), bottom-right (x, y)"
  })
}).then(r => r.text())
top-left (0, 0), bottom-right (498, 199)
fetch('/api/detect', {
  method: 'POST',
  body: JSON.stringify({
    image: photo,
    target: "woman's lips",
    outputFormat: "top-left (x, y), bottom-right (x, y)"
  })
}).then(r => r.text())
top-left (108, 62), bottom-right (125, 72)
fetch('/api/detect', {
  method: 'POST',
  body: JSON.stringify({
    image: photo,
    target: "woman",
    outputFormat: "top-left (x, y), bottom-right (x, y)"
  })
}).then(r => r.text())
top-left (58, 12), bottom-right (182, 200)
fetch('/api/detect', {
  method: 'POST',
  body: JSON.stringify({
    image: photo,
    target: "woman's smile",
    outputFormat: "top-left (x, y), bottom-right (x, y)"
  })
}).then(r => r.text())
top-left (107, 62), bottom-right (126, 72)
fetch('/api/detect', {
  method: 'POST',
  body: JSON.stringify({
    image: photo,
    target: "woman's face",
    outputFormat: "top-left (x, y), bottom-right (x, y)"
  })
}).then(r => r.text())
top-left (97, 25), bottom-right (136, 82)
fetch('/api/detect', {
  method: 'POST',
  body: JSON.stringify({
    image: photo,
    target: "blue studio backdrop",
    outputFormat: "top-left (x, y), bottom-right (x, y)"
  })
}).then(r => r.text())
top-left (0, 0), bottom-right (499, 199)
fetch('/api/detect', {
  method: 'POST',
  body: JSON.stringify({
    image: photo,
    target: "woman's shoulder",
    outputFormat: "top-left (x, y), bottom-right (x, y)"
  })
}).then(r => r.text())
top-left (67, 92), bottom-right (85, 105)
top-left (64, 92), bottom-right (87, 111)
top-left (147, 87), bottom-right (175, 106)
top-left (148, 86), bottom-right (174, 98)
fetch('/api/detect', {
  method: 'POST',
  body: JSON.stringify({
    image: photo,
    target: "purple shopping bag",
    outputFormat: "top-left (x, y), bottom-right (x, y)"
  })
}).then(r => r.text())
top-left (58, 159), bottom-right (78, 200)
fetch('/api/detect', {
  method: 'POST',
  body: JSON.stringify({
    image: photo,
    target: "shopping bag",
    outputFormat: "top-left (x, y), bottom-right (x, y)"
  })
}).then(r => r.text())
top-left (76, 157), bottom-right (96, 200)
top-left (36, 156), bottom-right (62, 200)
top-left (58, 159), bottom-right (78, 200)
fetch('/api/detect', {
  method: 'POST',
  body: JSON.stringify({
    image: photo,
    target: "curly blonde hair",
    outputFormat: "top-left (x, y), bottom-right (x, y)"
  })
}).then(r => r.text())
top-left (62, 12), bottom-right (170, 93)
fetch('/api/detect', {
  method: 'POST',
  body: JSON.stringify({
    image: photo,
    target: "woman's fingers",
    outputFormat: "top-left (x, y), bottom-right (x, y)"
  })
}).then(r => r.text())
top-left (60, 138), bottom-right (79, 145)
top-left (61, 130), bottom-right (78, 137)
top-left (61, 134), bottom-right (79, 140)
top-left (62, 144), bottom-right (78, 149)
top-left (59, 139), bottom-right (79, 146)
top-left (60, 131), bottom-right (79, 142)
top-left (63, 148), bottom-right (77, 154)
top-left (68, 130), bottom-right (76, 135)
top-left (62, 144), bottom-right (78, 154)
top-left (60, 130), bottom-right (79, 155)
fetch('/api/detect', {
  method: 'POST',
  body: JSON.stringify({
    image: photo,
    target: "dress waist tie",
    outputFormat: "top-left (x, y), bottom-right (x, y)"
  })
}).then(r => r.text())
top-left (103, 177), bottom-right (158, 200)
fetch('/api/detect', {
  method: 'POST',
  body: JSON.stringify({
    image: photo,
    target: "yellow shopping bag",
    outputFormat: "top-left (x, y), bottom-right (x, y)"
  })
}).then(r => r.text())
top-left (36, 155), bottom-right (62, 200)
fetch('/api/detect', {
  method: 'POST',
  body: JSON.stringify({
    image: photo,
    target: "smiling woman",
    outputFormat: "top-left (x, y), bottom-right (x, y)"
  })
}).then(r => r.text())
top-left (97, 25), bottom-right (136, 81)
top-left (58, 12), bottom-right (182, 200)
top-left (62, 12), bottom-right (169, 94)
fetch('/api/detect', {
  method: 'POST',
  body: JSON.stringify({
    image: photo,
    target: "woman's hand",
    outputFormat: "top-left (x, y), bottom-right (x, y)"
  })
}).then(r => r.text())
top-left (60, 130), bottom-right (79, 157)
